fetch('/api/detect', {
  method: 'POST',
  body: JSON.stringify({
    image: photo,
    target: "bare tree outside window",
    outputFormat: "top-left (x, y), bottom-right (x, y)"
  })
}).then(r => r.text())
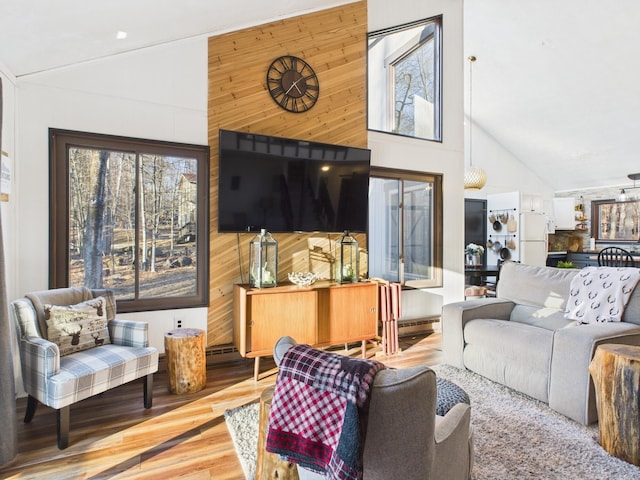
top-left (368, 16), bottom-right (442, 142)
top-left (51, 129), bottom-right (209, 313)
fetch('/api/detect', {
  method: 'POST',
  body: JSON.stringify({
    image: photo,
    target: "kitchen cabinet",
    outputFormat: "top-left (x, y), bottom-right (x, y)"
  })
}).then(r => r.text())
top-left (521, 193), bottom-right (544, 212)
top-left (567, 252), bottom-right (598, 268)
top-left (553, 197), bottom-right (577, 230)
top-left (233, 281), bottom-right (378, 379)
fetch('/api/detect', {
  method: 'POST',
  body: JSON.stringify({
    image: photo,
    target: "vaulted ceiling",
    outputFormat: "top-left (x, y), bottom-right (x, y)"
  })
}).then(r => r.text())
top-left (464, 0), bottom-right (640, 193)
top-left (1, 0), bottom-right (637, 192)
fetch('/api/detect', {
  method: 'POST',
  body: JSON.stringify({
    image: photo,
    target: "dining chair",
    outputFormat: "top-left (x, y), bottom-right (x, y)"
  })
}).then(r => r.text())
top-left (597, 247), bottom-right (635, 267)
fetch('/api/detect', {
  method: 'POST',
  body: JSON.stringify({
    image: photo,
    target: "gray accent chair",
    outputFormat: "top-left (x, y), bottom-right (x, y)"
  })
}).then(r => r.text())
top-left (442, 261), bottom-right (640, 425)
top-left (11, 287), bottom-right (159, 449)
top-left (272, 336), bottom-right (474, 480)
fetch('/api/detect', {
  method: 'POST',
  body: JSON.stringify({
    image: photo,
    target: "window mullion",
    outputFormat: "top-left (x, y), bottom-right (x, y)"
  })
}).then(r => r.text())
top-left (399, 179), bottom-right (405, 285)
top-left (134, 152), bottom-right (141, 300)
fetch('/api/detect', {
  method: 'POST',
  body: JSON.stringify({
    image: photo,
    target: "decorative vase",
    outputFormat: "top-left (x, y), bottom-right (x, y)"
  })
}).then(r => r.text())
top-left (335, 230), bottom-right (359, 283)
top-left (466, 254), bottom-right (481, 266)
top-left (249, 229), bottom-right (278, 288)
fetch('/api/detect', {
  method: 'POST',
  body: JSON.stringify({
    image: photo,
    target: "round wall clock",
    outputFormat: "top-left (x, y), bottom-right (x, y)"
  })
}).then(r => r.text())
top-left (266, 55), bottom-right (319, 113)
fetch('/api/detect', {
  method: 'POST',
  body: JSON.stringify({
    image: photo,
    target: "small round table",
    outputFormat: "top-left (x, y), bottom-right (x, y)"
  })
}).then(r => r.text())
top-left (436, 378), bottom-right (470, 416)
top-left (589, 343), bottom-right (640, 466)
top-left (256, 386), bottom-right (299, 480)
top-left (164, 328), bottom-right (206, 394)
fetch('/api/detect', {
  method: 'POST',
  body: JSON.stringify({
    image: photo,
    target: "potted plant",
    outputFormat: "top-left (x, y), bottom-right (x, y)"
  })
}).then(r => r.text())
top-left (465, 243), bottom-right (484, 265)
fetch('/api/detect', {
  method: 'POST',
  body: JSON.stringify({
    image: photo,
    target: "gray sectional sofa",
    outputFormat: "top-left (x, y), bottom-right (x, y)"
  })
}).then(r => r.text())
top-left (442, 261), bottom-right (640, 425)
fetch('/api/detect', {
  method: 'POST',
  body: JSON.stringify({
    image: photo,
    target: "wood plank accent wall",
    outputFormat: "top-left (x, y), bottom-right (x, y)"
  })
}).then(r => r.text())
top-left (207, 1), bottom-right (368, 346)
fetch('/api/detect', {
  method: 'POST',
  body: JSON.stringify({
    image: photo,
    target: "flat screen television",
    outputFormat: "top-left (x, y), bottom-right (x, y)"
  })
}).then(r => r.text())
top-left (218, 129), bottom-right (371, 233)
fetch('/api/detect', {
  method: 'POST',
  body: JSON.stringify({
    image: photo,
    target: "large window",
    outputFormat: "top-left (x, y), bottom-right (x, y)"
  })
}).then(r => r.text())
top-left (368, 168), bottom-right (442, 287)
top-left (50, 129), bottom-right (209, 312)
top-left (368, 16), bottom-right (442, 141)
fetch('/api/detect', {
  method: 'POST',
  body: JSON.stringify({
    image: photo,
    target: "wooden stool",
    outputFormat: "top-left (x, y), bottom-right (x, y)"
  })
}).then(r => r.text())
top-left (256, 386), bottom-right (299, 480)
top-left (464, 285), bottom-right (487, 300)
top-left (589, 343), bottom-right (640, 465)
top-left (164, 328), bottom-right (206, 394)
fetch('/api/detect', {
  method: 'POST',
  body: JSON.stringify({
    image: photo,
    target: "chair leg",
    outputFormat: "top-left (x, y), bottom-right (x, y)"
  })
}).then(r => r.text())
top-left (144, 373), bottom-right (154, 409)
top-left (57, 406), bottom-right (70, 450)
top-left (24, 395), bottom-right (38, 423)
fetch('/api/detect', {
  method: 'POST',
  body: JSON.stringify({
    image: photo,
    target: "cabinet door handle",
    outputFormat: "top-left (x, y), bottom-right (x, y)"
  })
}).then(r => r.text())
top-left (370, 307), bottom-right (376, 313)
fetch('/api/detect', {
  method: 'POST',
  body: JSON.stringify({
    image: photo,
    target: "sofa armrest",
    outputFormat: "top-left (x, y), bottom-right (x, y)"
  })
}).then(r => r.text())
top-left (19, 336), bottom-right (60, 400)
top-left (108, 319), bottom-right (150, 348)
top-left (549, 322), bottom-right (640, 424)
top-left (433, 402), bottom-right (473, 480)
top-left (441, 298), bottom-right (515, 368)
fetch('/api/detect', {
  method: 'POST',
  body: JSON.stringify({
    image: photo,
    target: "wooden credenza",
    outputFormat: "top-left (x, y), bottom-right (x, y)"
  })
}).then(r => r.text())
top-left (233, 280), bottom-right (378, 380)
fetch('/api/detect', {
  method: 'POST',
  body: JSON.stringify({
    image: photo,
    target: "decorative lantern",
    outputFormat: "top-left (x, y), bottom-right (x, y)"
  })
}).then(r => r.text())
top-left (335, 230), bottom-right (359, 283)
top-left (249, 229), bottom-right (278, 288)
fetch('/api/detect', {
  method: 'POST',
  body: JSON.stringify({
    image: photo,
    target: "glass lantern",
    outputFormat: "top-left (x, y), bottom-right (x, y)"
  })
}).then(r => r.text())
top-left (249, 229), bottom-right (278, 288)
top-left (335, 230), bottom-right (359, 283)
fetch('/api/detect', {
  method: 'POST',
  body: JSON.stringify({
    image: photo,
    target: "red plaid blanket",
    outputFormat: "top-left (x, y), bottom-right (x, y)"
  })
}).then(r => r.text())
top-left (265, 344), bottom-right (385, 479)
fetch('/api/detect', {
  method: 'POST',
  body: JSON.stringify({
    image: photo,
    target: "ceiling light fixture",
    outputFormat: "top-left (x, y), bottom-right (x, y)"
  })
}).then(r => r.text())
top-left (617, 173), bottom-right (640, 201)
top-left (116, 31), bottom-right (128, 40)
top-left (464, 55), bottom-right (487, 190)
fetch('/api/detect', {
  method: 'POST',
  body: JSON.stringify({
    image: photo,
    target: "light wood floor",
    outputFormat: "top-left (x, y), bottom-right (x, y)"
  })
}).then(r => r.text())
top-left (0, 332), bottom-right (443, 480)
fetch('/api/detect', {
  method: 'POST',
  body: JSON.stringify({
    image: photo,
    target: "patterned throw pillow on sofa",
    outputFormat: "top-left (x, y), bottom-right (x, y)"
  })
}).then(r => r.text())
top-left (44, 296), bottom-right (111, 356)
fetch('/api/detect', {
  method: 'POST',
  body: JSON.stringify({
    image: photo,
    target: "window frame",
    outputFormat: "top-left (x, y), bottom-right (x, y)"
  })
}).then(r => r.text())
top-left (367, 15), bottom-right (443, 142)
top-left (49, 128), bottom-right (210, 312)
top-left (368, 166), bottom-right (443, 288)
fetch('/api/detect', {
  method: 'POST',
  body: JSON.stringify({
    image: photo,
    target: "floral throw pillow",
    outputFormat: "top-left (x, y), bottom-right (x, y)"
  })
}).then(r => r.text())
top-left (44, 296), bottom-right (111, 356)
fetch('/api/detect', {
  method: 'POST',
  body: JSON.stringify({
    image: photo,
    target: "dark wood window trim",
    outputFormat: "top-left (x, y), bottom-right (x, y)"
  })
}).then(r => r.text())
top-left (591, 198), bottom-right (640, 243)
top-left (369, 166), bottom-right (443, 288)
top-left (49, 128), bottom-right (209, 312)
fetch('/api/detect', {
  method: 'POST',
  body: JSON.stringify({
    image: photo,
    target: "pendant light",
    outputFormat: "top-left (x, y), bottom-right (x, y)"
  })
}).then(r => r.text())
top-left (464, 55), bottom-right (488, 190)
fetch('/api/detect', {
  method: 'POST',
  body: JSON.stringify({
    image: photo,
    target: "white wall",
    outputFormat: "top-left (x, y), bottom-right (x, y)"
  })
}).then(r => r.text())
top-left (464, 116), bottom-right (554, 209)
top-left (369, 0), bottom-right (466, 310)
top-left (14, 37), bottom-right (210, 352)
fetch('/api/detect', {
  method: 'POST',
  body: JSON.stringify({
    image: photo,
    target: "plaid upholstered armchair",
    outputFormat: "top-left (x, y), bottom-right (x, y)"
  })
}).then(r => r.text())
top-left (11, 287), bottom-right (159, 449)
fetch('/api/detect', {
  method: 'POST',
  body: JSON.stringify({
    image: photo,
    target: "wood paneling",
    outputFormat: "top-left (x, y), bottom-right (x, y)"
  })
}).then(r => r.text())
top-left (207, 1), bottom-right (368, 346)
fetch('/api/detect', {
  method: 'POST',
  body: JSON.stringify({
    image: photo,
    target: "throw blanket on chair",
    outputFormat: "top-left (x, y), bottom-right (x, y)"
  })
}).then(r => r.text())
top-left (565, 266), bottom-right (640, 324)
top-left (266, 344), bottom-right (385, 480)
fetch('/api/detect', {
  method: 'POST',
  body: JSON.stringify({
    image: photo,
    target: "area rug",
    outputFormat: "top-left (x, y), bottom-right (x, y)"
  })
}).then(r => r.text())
top-left (224, 401), bottom-right (260, 480)
top-left (225, 365), bottom-right (640, 479)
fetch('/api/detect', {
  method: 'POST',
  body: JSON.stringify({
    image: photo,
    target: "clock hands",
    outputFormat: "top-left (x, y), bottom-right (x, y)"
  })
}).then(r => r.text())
top-left (285, 76), bottom-right (304, 95)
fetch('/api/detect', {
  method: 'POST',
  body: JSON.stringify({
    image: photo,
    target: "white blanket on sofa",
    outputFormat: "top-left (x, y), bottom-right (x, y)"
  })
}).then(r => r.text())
top-left (564, 266), bottom-right (640, 324)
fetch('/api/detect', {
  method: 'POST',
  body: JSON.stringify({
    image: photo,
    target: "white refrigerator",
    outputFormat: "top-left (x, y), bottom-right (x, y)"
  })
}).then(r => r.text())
top-left (519, 212), bottom-right (548, 266)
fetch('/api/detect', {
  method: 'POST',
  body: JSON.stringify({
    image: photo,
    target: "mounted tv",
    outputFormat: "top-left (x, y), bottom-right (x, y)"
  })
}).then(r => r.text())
top-left (218, 129), bottom-right (371, 233)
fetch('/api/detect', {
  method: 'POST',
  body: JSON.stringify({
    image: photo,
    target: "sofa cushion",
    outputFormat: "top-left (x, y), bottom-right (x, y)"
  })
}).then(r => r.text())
top-left (46, 344), bottom-right (157, 409)
top-left (510, 305), bottom-right (575, 330)
top-left (44, 296), bottom-right (111, 356)
top-left (497, 262), bottom-right (578, 310)
top-left (622, 287), bottom-right (640, 325)
top-left (463, 318), bottom-right (553, 402)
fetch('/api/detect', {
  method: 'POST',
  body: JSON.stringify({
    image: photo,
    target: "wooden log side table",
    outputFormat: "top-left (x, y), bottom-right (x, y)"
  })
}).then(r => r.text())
top-left (589, 343), bottom-right (640, 466)
top-left (255, 386), bottom-right (299, 480)
top-left (164, 328), bottom-right (206, 394)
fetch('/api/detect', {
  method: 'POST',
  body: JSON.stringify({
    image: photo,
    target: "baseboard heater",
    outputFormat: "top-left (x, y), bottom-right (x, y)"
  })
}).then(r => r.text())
top-left (205, 344), bottom-right (241, 364)
top-left (397, 316), bottom-right (439, 336)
